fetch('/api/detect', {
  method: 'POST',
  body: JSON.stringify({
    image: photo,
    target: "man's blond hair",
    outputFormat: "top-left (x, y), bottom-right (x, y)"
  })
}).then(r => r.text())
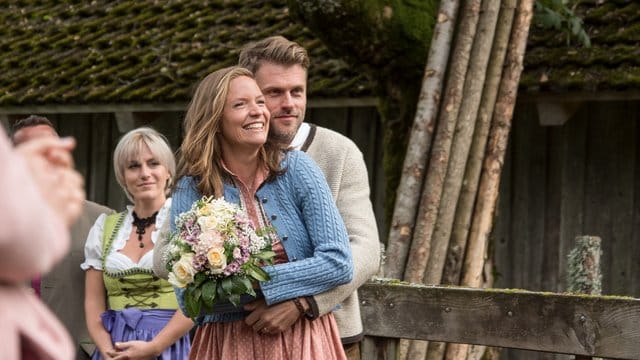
top-left (238, 36), bottom-right (310, 73)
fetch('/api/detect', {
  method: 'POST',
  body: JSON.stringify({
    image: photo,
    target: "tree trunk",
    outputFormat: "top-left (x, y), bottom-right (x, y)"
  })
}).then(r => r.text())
top-left (421, 4), bottom-right (486, 360)
top-left (443, 0), bottom-right (517, 287)
top-left (427, 0), bottom-right (500, 288)
top-left (465, 254), bottom-right (498, 360)
top-left (444, 0), bottom-right (515, 360)
top-left (404, 0), bottom-right (482, 358)
top-left (404, 0), bottom-right (481, 285)
top-left (461, 0), bottom-right (536, 288)
top-left (455, 2), bottom-right (535, 358)
top-left (384, 0), bottom-right (462, 280)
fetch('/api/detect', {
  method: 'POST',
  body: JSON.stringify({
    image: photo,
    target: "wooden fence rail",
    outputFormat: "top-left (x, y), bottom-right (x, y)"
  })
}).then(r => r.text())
top-left (359, 279), bottom-right (640, 359)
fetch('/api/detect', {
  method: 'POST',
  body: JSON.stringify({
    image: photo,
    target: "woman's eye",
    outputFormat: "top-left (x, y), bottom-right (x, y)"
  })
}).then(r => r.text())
top-left (128, 163), bottom-right (140, 169)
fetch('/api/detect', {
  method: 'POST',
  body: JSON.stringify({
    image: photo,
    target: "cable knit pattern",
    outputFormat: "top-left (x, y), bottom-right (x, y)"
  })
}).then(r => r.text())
top-left (305, 126), bottom-right (381, 342)
top-left (168, 151), bottom-right (353, 323)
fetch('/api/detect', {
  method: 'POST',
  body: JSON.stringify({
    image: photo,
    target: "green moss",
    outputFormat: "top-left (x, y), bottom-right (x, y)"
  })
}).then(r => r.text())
top-left (289, 0), bottom-right (438, 222)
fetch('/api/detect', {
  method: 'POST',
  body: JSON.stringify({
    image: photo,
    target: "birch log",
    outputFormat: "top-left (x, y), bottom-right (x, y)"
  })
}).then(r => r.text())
top-left (453, 4), bottom-right (536, 357)
top-left (436, 1), bottom-right (502, 358)
top-left (404, 0), bottom-right (481, 285)
top-left (404, 0), bottom-right (482, 358)
top-left (445, 2), bottom-right (516, 358)
top-left (461, 0), bottom-right (536, 289)
top-left (384, 0), bottom-right (462, 280)
top-left (425, 0), bottom-right (500, 287)
top-left (443, 0), bottom-right (517, 287)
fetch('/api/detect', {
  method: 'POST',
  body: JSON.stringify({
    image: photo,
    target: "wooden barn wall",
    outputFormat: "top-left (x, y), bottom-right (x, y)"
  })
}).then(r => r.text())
top-left (495, 100), bottom-right (639, 359)
top-left (4, 107), bottom-right (386, 239)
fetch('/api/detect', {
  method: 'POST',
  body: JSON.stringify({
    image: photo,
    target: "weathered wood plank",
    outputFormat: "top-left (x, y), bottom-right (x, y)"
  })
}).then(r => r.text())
top-left (632, 101), bottom-right (640, 298)
top-left (359, 280), bottom-right (640, 359)
top-left (511, 105), bottom-right (546, 290)
top-left (559, 111), bottom-right (587, 293)
top-left (89, 114), bottom-right (113, 204)
top-left (347, 107), bottom-right (386, 240)
top-left (106, 118), bottom-right (128, 210)
top-left (308, 107), bottom-right (349, 135)
top-left (543, 123), bottom-right (562, 292)
top-left (604, 104), bottom-right (635, 296)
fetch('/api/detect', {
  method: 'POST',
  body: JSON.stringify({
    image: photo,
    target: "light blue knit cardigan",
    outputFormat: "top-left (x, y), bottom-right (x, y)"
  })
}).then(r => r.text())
top-left (171, 150), bottom-right (353, 323)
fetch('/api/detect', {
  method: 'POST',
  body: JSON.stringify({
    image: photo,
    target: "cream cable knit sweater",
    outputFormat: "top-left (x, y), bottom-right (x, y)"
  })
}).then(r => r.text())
top-left (306, 125), bottom-right (381, 343)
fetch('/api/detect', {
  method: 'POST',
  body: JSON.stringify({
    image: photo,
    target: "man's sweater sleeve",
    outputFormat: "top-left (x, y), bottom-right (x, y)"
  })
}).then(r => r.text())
top-left (312, 141), bottom-right (381, 316)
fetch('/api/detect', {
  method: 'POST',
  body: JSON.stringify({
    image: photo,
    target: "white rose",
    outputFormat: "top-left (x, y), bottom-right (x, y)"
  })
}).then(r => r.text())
top-left (168, 253), bottom-right (196, 288)
top-left (207, 247), bottom-right (227, 274)
top-left (197, 215), bottom-right (219, 232)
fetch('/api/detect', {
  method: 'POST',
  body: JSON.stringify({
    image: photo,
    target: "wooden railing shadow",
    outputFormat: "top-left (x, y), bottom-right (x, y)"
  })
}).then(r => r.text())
top-left (359, 279), bottom-right (640, 359)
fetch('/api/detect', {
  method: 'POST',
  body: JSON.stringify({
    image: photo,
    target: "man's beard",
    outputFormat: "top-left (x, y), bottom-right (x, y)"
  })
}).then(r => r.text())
top-left (270, 127), bottom-right (297, 145)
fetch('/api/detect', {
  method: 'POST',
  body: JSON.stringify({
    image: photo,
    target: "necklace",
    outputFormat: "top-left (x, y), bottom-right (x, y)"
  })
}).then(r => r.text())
top-left (132, 210), bottom-right (158, 248)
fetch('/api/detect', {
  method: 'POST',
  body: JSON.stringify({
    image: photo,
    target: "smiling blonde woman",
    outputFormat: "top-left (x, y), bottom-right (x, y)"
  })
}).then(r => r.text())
top-left (82, 127), bottom-right (192, 359)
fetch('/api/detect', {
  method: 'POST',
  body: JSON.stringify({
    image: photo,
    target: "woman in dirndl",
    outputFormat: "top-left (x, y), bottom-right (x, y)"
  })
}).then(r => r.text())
top-left (82, 127), bottom-right (192, 359)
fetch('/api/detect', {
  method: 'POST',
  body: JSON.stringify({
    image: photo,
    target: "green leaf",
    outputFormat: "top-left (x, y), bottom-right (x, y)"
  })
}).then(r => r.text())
top-left (221, 277), bottom-right (234, 296)
top-left (228, 294), bottom-right (241, 307)
top-left (254, 251), bottom-right (277, 261)
top-left (183, 289), bottom-right (202, 318)
top-left (231, 276), bottom-right (252, 294)
top-left (569, 17), bottom-right (581, 35)
top-left (201, 281), bottom-right (217, 304)
top-left (193, 272), bottom-right (208, 287)
top-left (247, 264), bottom-right (271, 282)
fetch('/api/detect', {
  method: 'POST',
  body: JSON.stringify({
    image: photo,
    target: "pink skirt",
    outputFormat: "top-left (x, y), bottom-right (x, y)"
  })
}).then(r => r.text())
top-left (189, 313), bottom-right (346, 360)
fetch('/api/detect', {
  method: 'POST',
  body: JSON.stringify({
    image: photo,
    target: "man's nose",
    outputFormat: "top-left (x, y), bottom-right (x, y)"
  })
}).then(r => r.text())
top-left (281, 93), bottom-right (294, 108)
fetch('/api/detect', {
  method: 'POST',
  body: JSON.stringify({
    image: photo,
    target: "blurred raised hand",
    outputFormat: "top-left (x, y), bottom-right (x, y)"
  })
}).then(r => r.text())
top-left (15, 136), bottom-right (85, 227)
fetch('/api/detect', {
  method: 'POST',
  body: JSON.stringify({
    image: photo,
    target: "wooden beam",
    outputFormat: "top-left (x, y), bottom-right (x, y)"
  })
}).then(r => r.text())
top-left (0, 103), bottom-right (188, 115)
top-left (537, 101), bottom-right (582, 126)
top-left (519, 91), bottom-right (640, 103)
top-left (0, 97), bottom-right (378, 115)
top-left (359, 279), bottom-right (640, 358)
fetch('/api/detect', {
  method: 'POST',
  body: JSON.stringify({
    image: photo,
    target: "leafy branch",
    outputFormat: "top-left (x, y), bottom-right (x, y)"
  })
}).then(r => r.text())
top-left (534, 0), bottom-right (591, 47)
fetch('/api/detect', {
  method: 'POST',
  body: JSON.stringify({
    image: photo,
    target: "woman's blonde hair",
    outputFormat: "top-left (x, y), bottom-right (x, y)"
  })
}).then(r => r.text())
top-left (177, 66), bottom-right (282, 197)
top-left (113, 127), bottom-right (176, 202)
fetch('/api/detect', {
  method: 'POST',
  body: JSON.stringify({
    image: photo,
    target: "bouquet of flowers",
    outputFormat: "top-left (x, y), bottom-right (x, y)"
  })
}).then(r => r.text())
top-left (165, 196), bottom-right (276, 318)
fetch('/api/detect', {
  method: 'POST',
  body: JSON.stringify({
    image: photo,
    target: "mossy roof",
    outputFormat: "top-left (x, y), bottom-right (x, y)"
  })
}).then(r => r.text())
top-left (521, 0), bottom-right (640, 93)
top-left (0, 0), bottom-right (637, 107)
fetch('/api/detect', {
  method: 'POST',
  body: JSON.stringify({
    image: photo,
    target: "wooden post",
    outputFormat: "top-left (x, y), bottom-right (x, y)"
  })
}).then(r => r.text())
top-left (443, 0), bottom-right (517, 287)
top-left (384, 0), bottom-right (462, 281)
top-left (568, 235), bottom-right (602, 360)
top-left (567, 235), bottom-right (602, 295)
